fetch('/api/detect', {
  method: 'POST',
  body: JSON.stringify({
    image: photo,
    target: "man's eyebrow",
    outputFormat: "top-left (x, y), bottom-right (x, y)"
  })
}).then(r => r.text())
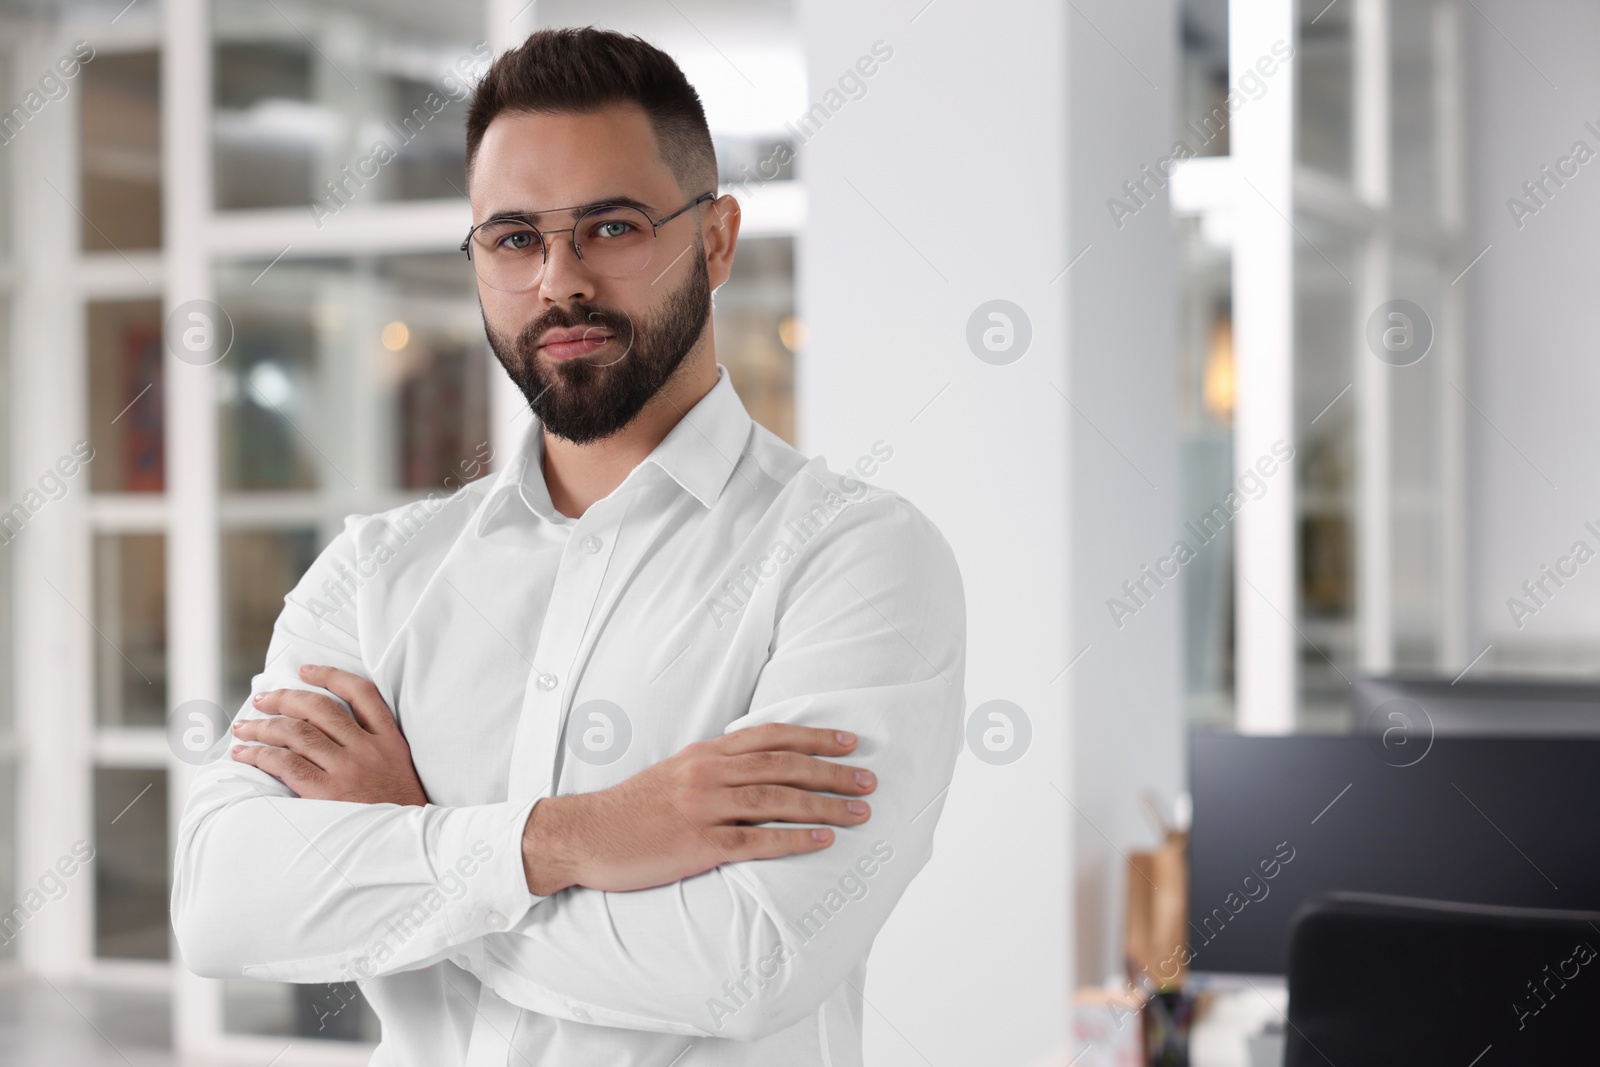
top-left (482, 195), bottom-right (656, 224)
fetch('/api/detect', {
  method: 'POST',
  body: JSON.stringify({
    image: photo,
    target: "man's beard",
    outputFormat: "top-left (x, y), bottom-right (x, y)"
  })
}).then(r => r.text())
top-left (484, 243), bottom-right (712, 445)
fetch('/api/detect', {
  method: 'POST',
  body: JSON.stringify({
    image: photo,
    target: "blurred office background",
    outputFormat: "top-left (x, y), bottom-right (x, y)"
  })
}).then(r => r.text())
top-left (0, 0), bottom-right (1594, 1063)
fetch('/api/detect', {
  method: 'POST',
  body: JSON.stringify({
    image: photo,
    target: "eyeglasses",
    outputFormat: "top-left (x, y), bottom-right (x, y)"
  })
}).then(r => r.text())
top-left (460, 191), bottom-right (717, 292)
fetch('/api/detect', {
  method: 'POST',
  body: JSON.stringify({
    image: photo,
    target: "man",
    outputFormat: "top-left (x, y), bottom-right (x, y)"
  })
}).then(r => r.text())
top-left (172, 26), bottom-right (966, 1067)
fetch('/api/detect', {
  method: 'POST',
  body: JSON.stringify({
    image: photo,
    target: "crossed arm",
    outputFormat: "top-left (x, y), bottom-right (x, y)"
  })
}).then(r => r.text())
top-left (171, 499), bottom-right (966, 1042)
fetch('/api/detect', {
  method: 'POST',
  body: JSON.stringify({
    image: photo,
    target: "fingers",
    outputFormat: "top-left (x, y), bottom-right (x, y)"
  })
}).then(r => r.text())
top-left (298, 664), bottom-right (399, 734)
top-left (721, 783), bottom-right (871, 828)
top-left (250, 688), bottom-right (359, 746)
top-left (714, 722), bottom-right (860, 759)
top-left (709, 825), bottom-right (838, 861)
top-left (721, 750), bottom-right (876, 796)
top-left (231, 713), bottom-right (341, 769)
top-left (231, 743), bottom-right (328, 797)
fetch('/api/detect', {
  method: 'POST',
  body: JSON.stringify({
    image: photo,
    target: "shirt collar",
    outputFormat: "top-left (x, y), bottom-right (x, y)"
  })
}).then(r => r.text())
top-left (475, 362), bottom-right (753, 537)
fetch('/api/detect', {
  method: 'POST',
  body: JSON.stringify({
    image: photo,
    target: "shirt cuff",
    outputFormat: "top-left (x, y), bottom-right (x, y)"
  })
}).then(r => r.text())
top-left (428, 796), bottom-right (549, 941)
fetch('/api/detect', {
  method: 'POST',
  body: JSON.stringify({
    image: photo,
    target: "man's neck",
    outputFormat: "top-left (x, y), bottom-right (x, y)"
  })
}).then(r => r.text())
top-left (541, 351), bottom-right (719, 519)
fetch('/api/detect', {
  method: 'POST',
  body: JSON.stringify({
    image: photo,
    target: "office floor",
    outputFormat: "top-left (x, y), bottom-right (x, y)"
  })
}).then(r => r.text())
top-left (0, 968), bottom-right (1287, 1066)
top-left (0, 968), bottom-right (386, 1065)
top-left (0, 970), bottom-right (182, 1066)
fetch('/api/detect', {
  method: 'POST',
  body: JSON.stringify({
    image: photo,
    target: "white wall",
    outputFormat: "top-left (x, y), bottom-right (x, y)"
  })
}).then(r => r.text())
top-left (1465, 0), bottom-right (1600, 671)
top-left (797, 0), bottom-right (1181, 1061)
top-left (1066, 0), bottom-right (1184, 988)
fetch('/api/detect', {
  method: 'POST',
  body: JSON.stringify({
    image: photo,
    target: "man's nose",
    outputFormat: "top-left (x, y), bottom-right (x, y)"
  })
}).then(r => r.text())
top-left (537, 229), bottom-right (597, 306)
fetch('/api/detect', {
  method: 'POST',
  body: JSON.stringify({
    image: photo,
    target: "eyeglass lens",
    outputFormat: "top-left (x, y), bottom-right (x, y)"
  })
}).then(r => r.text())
top-left (469, 205), bottom-right (660, 292)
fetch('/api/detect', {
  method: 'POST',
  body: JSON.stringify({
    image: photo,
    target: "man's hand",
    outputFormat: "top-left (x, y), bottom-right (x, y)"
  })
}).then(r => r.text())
top-left (521, 723), bottom-right (876, 896)
top-left (230, 664), bottom-right (429, 807)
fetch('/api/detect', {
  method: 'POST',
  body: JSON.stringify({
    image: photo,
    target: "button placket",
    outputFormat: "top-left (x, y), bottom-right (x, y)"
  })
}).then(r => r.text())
top-left (502, 504), bottom-right (624, 804)
top-left (461, 984), bottom-right (524, 1067)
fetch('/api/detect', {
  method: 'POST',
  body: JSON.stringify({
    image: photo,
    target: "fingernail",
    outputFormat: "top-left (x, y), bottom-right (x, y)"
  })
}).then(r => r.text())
top-left (846, 800), bottom-right (867, 815)
top-left (855, 770), bottom-right (875, 788)
top-left (251, 693), bottom-right (264, 704)
top-left (230, 745), bottom-right (243, 754)
top-left (299, 664), bottom-right (314, 675)
top-left (836, 731), bottom-right (855, 745)
top-left (811, 829), bottom-right (830, 841)
top-left (231, 722), bottom-right (242, 732)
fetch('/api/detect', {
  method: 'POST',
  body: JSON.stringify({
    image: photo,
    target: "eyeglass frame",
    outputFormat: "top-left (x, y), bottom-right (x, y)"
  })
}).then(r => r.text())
top-left (458, 190), bottom-right (718, 280)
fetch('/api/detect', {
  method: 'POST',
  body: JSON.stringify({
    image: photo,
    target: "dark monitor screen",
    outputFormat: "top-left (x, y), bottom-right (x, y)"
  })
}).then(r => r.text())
top-left (1186, 733), bottom-right (1600, 976)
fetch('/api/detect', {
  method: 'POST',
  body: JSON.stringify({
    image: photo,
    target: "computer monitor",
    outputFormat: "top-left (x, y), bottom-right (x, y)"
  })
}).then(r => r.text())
top-left (1185, 733), bottom-right (1600, 976)
top-left (1352, 674), bottom-right (1600, 736)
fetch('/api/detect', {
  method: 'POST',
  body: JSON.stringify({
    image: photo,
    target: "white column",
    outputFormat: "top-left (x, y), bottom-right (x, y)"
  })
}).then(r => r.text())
top-left (1355, 0), bottom-right (1393, 674)
top-left (165, 0), bottom-right (223, 1053)
top-left (1231, 0), bottom-right (1299, 732)
top-left (13, 20), bottom-right (96, 980)
top-left (1434, 0), bottom-right (1469, 670)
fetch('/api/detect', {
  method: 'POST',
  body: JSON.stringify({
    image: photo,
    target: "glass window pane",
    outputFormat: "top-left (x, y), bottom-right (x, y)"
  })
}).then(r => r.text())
top-left (1179, 0), bottom-right (1230, 157)
top-left (219, 298), bottom-right (319, 491)
top-left (88, 301), bottom-right (165, 493)
top-left (215, 253), bottom-right (488, 493)
top-left (93, 533), bottom-right (167, 728)
top-left (1297, 1), bottom-right (1353, 181)
top-left (714, 134), bottom-right (799, 186)
top-left (1293, 218), bottom-right (1363, 730)
top-left (1392, 0), bottom-right (1441, 226)
top-left (223, 528), bottom-right (319, 709)
top-left (1174, 212), bottom-right (1236, 729)
top-left (712, 236), bottom-right (795, 446)
top-left (94, 767), bottom-right (168, 959)
top-left (1390, 246), bottom-right (1447, 670)
top-left (213, 0), bottom-right (487, 210)
top-left (81, 50), bottom-right (162, 252)
top-left (396, 338), bottom-right (491, 491)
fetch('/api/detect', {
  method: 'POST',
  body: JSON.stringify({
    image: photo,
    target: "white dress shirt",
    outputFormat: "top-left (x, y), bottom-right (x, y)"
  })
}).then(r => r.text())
top-left (172, 363), bottom-right (967, 1066)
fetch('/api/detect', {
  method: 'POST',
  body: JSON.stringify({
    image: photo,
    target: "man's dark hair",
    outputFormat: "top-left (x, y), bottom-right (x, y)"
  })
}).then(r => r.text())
top-left (465, 27), bottom-right (718, 199)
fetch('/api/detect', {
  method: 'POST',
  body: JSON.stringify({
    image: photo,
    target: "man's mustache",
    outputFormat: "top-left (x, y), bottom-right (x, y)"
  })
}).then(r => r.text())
top-left (518, 307), bottom-right (637, 367)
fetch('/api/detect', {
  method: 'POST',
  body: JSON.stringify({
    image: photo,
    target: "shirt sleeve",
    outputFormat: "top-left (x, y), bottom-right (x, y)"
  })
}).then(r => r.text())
top-left (469, 493), bottom-right (968, 1043)
top-left (170, 514), bottom-right (551, 984)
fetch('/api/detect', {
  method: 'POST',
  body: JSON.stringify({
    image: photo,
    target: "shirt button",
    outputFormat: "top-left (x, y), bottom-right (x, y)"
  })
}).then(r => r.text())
top-left (455, 953), bottom-right (471, 969)
top-left (573, 1007), bottom-right (591, 1022)
top-left (486, 910), bottom-right (505, 929)
top-left (581, 534), bottom-right (602, 554)
top-left (537, 672), bottom-right (559, 691)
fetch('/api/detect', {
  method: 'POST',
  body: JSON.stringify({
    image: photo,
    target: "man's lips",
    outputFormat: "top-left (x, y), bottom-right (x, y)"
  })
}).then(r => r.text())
top-left (538, 328), bottom-right (614, 361)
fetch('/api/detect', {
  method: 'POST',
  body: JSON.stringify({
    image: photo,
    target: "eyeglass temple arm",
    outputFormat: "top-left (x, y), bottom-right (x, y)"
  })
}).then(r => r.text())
top-left (650, 190), bottom-right (717, 229)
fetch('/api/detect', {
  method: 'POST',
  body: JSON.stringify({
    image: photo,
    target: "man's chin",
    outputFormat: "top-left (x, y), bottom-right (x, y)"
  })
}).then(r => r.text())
top-left (544, 343), bottom-right (631, 371)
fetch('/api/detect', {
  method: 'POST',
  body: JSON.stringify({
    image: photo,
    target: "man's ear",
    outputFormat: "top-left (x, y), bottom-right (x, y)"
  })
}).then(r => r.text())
top-left (703, 194), bottom-right (742, 291)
